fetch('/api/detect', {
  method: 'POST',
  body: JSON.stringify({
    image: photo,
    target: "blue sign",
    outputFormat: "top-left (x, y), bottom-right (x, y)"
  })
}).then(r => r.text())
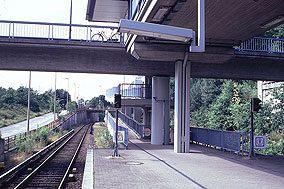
top-left (254, 135), bottom-right (266, 149)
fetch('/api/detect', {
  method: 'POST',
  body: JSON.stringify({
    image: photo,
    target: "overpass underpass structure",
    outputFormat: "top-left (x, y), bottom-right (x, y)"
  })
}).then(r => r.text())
top-left (86, 0), bottom-right (284, 153)
top-left (1, 0), bottom-right (284, 153)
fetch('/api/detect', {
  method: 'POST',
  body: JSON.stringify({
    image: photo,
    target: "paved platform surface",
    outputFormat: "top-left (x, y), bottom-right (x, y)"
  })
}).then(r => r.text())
top-left (93, 138), bottom-right (284, 189)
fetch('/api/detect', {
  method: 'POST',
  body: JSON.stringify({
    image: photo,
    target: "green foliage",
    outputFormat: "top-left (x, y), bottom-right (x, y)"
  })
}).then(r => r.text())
top-left (190, 77), bottom-right (284, 155)
top-left (87, 95), bottom-right (112, 108)
top-left (94, 123), bottom-right (114, 148)
top-left (260, 24), bottom-right (284, 39)
top-left (66, 101), bottom-right (77, 112)
top-left (0, 86), bottom-right (70, 127)
top-left (16, 127), bottom-right (52, 153)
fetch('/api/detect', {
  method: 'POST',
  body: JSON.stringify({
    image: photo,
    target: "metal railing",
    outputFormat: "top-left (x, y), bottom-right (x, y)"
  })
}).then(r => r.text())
top-left (130, 0), bottom-right (147, 20)
top-left (0, 20), bottom-right (123, 43)
top-left (120, 83), bottom-right (152, 99)
top-left (118, 111), bottom-right (147, 139)
top-left (190, 127), bottom-right (250, 155)
top-left (237, 37), bottom-right (284, 54)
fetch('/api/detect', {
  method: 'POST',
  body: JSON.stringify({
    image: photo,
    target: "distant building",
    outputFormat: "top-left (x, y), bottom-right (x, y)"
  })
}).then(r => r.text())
top-left (258, 81), bottom-right (283, 102)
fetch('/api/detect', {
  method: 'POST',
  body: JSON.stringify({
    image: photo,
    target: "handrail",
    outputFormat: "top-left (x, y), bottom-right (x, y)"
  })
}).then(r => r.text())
top-left (0, 20), bottom-right (118, 29)
top-left (0, 20), bottom-right (122, 43)
top-left (237, 37), bottom-right (284, 54)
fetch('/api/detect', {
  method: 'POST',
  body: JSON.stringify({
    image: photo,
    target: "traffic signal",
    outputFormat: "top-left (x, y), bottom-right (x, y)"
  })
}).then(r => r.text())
top-left (252, 98), bottom-right (261, 112)
top-left (114, 94), bottom-right (121, 108)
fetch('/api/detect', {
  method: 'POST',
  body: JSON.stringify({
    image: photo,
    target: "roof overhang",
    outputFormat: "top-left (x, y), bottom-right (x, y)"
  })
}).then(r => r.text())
top-left (86, 0), bottom-right (128, 23)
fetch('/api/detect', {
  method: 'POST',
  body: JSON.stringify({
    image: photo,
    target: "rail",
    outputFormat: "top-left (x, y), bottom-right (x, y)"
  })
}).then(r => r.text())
top-left (0, 128), bottom-right (75, 185)
top-left (13, 125), bottom-right (89, 188)
top-left (190, 127), bottom-right (250, 155)
top-left (120, 83), bottom-right (152, 99)
top-left (237, 37), bottom-right (284, 54)
top-left (0, 20), bottom-right (123, 43)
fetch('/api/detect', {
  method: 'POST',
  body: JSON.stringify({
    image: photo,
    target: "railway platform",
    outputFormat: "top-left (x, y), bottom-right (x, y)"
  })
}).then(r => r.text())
top-left (91, 132), bottom-right (284, 189)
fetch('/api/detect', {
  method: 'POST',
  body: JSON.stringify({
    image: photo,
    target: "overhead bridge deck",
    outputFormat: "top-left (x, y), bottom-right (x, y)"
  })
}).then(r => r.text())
top-left (0, 20), bottom-right (284, 81)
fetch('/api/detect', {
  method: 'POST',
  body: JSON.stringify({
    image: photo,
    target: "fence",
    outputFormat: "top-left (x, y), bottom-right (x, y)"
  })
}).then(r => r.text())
top-left (0, 20), bottom-right (123, 43)
top-left (190, 127), bottom-right (250, 155)
top-left (237, 37), bottom-right (284, 54)
top-left (105, 111), bottom-right (129, 147)
top-left (3, 109), bottom-right (96, 151)
top-left (118, 111), bottom-right (147, 139)
top-left (119, 83), bottom-right (152, 99)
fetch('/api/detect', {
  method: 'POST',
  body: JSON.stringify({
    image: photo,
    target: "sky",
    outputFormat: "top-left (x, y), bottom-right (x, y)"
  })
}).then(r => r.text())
top-left (0, 0), bottom-right (137, 101)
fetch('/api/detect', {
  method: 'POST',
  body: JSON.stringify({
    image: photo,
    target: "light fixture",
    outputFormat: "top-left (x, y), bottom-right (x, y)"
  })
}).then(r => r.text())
top-left (260, 15), bottom-right (284, 28)
top-left (152, 7), bottom-right (170, 22)
top-left (118, 19), bottom-right (194, 43)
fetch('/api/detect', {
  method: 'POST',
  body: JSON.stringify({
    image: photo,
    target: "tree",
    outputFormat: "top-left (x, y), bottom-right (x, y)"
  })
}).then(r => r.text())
top-left (2, 87), bottom-right (16, 104)
top-left (260, 24), bottom-right (284, 39)
top-left (87, 95), bottom-right (112, 108)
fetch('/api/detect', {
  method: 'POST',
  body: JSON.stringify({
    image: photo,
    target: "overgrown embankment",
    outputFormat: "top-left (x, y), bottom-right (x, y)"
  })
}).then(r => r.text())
top-left (93, 122), bottom-right (114, 148)
top-left (5, 126), bottom-right (67, 170)
top-left (0, 104), bottom-right (49, 128)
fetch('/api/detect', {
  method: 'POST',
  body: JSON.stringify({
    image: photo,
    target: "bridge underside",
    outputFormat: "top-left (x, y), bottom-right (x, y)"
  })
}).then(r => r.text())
top-left (1, 38), bottom-right (284, 81)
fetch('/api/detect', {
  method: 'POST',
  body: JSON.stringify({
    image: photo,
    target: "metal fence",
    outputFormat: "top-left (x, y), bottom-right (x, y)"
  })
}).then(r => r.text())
top-left (3, 109), bottom-right (93, 151)
top-left (190, 127), bottom-right (250, 155)
top-left (0, 20), bottom-right (123, 43)
top-left (120, 83), bottom-right (152, 99)
top-left (3, 112), bottom-right (75, 151)
top-left (237, 37), bottom-right (284, 54)
top-left (118, 111), bottom-right (146, 139)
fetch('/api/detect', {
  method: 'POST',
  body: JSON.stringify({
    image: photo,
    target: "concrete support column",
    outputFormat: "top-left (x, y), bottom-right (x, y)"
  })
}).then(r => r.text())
top-left (142, 107), bottom-right (151, 128)
top-left (174, 61), bottom-right (190, 153)
top-left (133, 107), bottom-right (142, 123)
top-left (0, 139), bottom-right (4, 162)
top-left (151, 76), bottom-right (170, 145)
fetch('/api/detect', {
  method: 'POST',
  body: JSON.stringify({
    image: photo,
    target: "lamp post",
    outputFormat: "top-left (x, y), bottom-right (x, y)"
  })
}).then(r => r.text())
top-left (54, 73), bottom-right (57, 121)
top-left (69, 0), bottom-right (73, 40)
top-left (74, 83), bottom-right (76, 101)
top-left (66, 78), bottom-right (69, 112)
top-left (77, 86), bottom-right (79, 99)
top-left (27, 71), bottom-right (31, 133)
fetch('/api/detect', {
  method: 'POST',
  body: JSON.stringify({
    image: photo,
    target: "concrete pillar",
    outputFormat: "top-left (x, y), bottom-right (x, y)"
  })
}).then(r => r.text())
top-left (0, 139), bottom-right (4, 162)
top-left (142, 107), bottom-right (151, 127)
top-left (133, 108), bottom-right (142, 123)
top-left (125, 107), bottom-right (132, 117)
top-left (174, 61), bottom-right (190, 153)
top-left (151, 76), bottom-right (170, 145)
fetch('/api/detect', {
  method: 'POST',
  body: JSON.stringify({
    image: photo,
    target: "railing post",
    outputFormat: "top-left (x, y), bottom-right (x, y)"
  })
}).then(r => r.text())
top-left (12, 22), bottom-right (15, 38)
top-left (52, 24), bottom-right (54, 40)
top-left (7, 137), bottom-right (10, 150)
top-left (9, 22), bottom-right (11, 38)
top-left (48, 24), bottom-right (51, 40)
top-left (241, 132), bottom-right (244, 156)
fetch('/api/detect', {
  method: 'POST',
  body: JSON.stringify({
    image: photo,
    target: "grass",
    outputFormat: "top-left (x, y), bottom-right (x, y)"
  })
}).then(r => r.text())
top-left (0, 104), bottom-right (50, 128)
top-left (93, 122), bottom-right (114, 148)
top-left (4, 127), bottom-right (65, 169)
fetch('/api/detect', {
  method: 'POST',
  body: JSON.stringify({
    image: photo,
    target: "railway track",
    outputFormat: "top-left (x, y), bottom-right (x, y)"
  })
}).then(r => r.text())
top-left (0, 124), bottom-right (91, 188)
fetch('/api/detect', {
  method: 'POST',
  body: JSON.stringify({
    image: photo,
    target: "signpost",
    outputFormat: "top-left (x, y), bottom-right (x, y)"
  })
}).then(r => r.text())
top-left (143, 128), bottom-right (151, 137)
top-left (249, 98), bottom-right (261, 158)
top-left (113, 94), bottom-right (121, 157)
